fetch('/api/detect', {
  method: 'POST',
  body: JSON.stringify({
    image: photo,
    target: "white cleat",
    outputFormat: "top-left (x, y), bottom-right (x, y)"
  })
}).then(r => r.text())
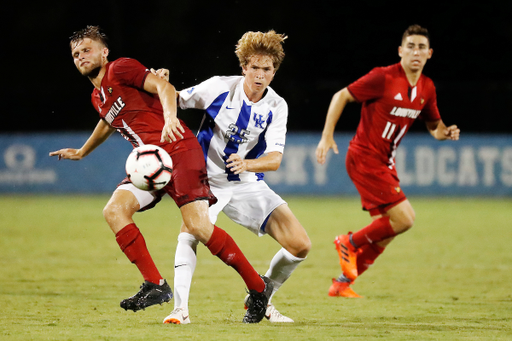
top-left (265, 303), bottom-right (294, 323)
top-left (163, 307), bottom-right (191, 325)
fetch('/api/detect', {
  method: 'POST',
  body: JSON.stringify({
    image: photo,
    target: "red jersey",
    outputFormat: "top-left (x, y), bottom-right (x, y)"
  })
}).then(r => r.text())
top-left (91, 58), bottom-right (198, 155)
top-left (347, 63), bottom-right (441, 167)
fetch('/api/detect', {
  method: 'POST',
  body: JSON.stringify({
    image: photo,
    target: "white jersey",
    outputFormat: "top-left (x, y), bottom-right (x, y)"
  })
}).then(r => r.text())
top-left (179, 76), bottom-right (288, 183)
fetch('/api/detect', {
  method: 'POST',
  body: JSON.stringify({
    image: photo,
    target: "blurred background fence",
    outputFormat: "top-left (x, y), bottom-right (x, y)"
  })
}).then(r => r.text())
top-left (2, 133), bottom-right (511, 196)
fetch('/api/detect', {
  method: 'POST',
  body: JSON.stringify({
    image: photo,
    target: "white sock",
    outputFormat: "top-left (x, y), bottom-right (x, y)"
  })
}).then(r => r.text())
top-left (264, 248), bottom-right (305, 302)
top-left (173, 232), bottom-right (199, 310)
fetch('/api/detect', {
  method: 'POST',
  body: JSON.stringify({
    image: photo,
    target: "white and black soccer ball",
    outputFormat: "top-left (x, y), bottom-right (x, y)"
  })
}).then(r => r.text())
top-left (125, 144), bottom-right (173, 191)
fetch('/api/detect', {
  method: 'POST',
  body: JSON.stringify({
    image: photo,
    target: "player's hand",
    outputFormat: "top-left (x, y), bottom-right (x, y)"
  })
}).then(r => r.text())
top-left (49, 148), bottom-right (83, 160)
top-left (151, 68), bottom-right (170, 82)
top-left (315, 136), bottom-right (338, 165)
top-left (226, 153), bottom-right (247, 174)
top-left (443, 125), bottom-right (460, 141)
top-left (161, 116), bottom-right (185, 143)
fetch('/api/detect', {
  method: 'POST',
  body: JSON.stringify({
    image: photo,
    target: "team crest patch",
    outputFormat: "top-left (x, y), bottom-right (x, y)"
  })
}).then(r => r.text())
top-left (394, 186), bottom-right (401, 193)
top-left (108, 87), bottom-right (113, 94)
top-left (421, 98), bottom-right (424, 104)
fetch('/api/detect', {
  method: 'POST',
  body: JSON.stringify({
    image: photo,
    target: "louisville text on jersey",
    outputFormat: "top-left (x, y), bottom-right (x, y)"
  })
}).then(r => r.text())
top-left (105, 97), bottom-right (126, 125)
top-left (390, 107), bottom-right (421, 119)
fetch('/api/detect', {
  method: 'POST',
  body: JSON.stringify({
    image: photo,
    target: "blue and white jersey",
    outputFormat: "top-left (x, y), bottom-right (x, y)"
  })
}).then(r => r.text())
top-left (179, 76), bottom-right (287, 183)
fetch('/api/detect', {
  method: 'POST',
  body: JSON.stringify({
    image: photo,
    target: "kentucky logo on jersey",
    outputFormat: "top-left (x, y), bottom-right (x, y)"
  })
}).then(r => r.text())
top-left (105, 96), bottom-right (126, 124)
top-left (253, 113), bottom-right (265, 129)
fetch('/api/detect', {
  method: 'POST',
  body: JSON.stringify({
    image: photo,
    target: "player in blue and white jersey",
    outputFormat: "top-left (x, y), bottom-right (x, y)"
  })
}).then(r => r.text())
top-left (163, 31), bottom-right (311, 324)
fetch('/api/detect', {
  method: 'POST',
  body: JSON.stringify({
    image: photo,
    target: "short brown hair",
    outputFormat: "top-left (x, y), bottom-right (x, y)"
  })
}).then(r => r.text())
top-left (70, 25), bottom-right (109, 49)
top-left (235, 30), bottom-right (287, 71)
top-left (402, 24), bottom-right (430, 46)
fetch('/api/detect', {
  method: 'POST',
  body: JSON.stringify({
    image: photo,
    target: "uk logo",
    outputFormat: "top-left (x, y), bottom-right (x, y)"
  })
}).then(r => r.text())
top-left (253, 113), bottom-right (265, 129)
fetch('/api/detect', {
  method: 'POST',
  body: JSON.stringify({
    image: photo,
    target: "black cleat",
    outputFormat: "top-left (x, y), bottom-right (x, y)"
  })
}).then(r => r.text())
top-left (243, 276), bottom-right (274, 323)
top-left (120, 280), bottom-right (173, 312)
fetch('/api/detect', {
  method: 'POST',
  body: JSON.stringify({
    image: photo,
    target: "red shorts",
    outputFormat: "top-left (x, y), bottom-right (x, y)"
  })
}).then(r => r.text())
top-left (346, 147), bottom-right (406, 216)
top-left (120, 147), bottom-right (217, 210)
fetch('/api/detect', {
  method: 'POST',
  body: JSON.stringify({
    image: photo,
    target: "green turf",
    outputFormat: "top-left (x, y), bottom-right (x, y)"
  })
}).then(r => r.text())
top-left (1, 195), bottom-right (511, 340)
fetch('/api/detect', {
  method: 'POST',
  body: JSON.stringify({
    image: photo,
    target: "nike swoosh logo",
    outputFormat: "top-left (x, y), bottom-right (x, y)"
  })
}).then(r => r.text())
top-left (225, 106), bottom-right (235, 109)
top-left (174, 264), bottom-right (186, 268)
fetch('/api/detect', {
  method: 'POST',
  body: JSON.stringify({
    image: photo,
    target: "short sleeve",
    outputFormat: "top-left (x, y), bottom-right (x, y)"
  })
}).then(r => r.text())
top-left (110, 58), bottom-right (149, 89)
top-left (347, 67), bottom-right (386, 103)
top-left (264, 100), bottom-right (288, 154)
top-left (419, 79), bottom-right (441, 121)
top-left (179, 76), bottom-right (231, 110)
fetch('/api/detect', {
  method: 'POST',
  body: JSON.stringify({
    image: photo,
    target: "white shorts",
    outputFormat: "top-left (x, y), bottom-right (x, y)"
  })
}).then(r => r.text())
top-left (208, 180), bottom-right (286, 236)
top-left (116, 183), bottom-right (161, 210)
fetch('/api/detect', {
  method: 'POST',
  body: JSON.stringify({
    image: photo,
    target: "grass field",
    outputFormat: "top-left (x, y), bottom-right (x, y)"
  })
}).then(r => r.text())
top-left (1, 195), bottom-right (511, 340)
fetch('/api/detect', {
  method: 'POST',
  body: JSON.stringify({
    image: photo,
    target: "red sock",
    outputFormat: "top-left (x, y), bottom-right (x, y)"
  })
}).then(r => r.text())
top-left (356, 243), bottom-right (385, 276)
top-left (206, 226), bottom-right (264, 292)
top-left (115, 223), bottom-right (162, 285)
top-left (351, 216), bottom-right (395, 247)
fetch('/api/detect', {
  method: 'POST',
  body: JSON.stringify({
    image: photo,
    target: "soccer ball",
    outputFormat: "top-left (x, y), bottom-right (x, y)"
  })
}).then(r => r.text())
top-left (125, 145), bottom-right (173, 191)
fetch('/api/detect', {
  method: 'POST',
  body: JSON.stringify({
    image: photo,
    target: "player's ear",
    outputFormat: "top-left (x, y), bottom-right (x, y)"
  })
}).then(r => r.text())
top-left (398, 46), bottom-right (403, 58)
top-left (102, 47), bottom-right (110, 59)
top-left (428, 48), bottom-right (433, 59)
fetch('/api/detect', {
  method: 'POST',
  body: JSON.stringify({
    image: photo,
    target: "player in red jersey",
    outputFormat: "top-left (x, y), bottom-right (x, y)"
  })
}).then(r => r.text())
top-left (316, 25), bottom-right (460, 297)
top-left (49, 26), bottom-right (272, 322)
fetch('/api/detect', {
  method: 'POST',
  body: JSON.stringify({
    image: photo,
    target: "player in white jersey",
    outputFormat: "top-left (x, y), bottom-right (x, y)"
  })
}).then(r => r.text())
top-left (163, 31), bottom-right (311, 324)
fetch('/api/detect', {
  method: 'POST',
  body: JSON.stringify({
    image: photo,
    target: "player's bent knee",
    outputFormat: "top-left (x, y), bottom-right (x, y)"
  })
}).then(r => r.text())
top-left (298, 238), bottom-right (312, 258)
top-left (102, 200), bottom-right (135, 226)
top-left (393, 217), bottom-right (415, 234)
top-left (286, 234), bottom-right (311, 259)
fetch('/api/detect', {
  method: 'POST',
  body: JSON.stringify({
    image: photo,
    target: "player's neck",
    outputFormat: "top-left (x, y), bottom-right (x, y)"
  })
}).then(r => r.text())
top-left (243, 86), bottom-right (265, 103)
top-left (88, 64), bottom-right (107, 90)
top-left (401, 62), bottom-right (423, 87)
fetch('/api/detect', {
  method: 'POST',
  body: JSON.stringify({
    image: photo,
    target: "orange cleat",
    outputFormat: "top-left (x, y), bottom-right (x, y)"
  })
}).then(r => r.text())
top-left (328, 278), bottom-right (361, 298)
top-left (334, 234), bottom-right (358, 281)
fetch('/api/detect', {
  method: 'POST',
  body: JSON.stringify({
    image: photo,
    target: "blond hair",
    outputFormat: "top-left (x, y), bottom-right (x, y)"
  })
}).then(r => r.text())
top-left (235, 30), bottom-right (287, 71)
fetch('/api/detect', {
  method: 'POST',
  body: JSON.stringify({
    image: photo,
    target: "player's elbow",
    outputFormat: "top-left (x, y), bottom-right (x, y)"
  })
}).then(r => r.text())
top-left (268, 162), bottom-right (280, 172)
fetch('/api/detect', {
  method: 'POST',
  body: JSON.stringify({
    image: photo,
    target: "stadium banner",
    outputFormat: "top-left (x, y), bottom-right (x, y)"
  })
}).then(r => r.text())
top-left (1, 133), bottom-right (511, 196)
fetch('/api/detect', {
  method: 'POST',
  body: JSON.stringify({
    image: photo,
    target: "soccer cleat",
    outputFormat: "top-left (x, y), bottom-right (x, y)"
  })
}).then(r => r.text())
top-left (334, 234), bottom-right (358, 281)
top-left (243, 276), bottom-right (274, 323)
top-left (120, 280), bottom-right (173, 312)
top-left (328, 278), bottom-right (361, 298)
top-left (265, 303), bottom-right (294, 323)
top-left (163, 307), bottom-right (191, 325)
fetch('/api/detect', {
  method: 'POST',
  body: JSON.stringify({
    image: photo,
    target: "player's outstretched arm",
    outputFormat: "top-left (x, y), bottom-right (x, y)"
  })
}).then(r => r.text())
top-left (316, 88), bottom-right (355, 164)
top-left (49, 119), bottom-right (115, 160)
top-left (426, 120), bottom-right (460, 141)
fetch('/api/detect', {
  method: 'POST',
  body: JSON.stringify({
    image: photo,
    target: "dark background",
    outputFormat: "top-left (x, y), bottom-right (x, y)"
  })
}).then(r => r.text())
top-left (2, 1), bottom-right (511, 134)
